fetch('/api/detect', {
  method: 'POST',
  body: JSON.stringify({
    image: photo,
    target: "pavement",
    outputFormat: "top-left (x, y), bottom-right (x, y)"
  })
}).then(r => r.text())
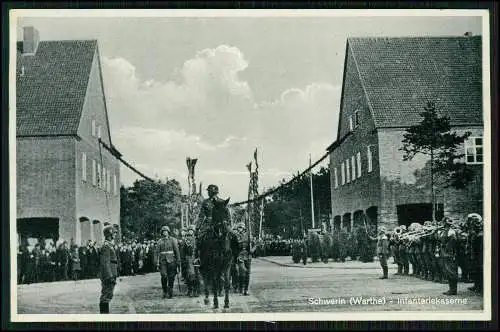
top-left (16, 257), bottom-right (483, 314)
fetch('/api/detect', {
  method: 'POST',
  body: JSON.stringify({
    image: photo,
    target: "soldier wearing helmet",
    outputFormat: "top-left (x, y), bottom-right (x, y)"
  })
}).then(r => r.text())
top-left (466, 213), bottom-right (483, 294)
top-left (193, 184), bottom-right (230, 260)
top-left (155, 225), bottom-right (180, 299)
top-left (98, 225), bottom-right (118, 314)
top-left (368, 226), bottom-right (390, 279)
top-left (437, 216), bottom-right (463, 295)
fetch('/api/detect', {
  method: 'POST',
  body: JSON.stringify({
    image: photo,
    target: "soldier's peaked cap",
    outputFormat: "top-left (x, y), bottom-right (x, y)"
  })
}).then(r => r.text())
top-left (161, 225), bottom-right (170, 233)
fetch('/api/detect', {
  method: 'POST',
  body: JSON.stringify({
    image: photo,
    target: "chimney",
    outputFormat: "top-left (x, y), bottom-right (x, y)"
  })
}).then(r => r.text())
top-left (464, 31), bottom-right (473, 37)
top-left (22, 26), bottom-right (40, 55)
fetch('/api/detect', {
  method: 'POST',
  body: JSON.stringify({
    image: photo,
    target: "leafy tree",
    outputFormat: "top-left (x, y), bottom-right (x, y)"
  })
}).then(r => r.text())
top-left (120, 178), bottom-right (182, 240)
top-left (263, 166), bottom-right (331, 238)
top-left (400, 101), bottom-right (473, 221)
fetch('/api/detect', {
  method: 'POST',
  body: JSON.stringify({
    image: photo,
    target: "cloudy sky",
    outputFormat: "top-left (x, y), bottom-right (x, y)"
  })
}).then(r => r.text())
top-left (15, 11), bottom-right (482, 202)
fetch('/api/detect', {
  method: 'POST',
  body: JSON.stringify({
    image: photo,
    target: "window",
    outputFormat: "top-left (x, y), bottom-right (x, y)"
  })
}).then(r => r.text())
top-left (349, 116), bottom-right (353, 132)
top-left (354, 110), bottom-right (361, 127)
top-left (97, 125), bottom-right (102, 139)
top-left (346, 160), bottom-right (351, 183)
top-left (356, 152), bottom-right (362, 178)
top-left (97, 163), bottom-right (101, 188)
top-left (91, 119), bottom-right (96, 137)
top-left (92, 160), bottom-right (97, 186)
top-left (351, 156), bottom-right (356, 181)
top-left (341, 163), bottom-right (345, 185)
top-left (113, 174), bottom-right (118, 196)
top-left (82, 153), bottom-right (87, 182)
top-left (465, 137), bottom-right (483, 164)
top-left (334, 167), bottom-right (338, 188)
top-left (367, 146), bottom-right (373, 173)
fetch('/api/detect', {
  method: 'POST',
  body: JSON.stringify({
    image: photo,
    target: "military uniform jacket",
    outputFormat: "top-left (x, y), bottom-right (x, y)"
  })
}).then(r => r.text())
top-left (438, 228), bottom-right (461, 258)
top-left (99, 240), bottom-right (118, 280)
top-left (376, 234), bottom-right (390, 256)
top-left (155, 237), bottom-right (180, 266)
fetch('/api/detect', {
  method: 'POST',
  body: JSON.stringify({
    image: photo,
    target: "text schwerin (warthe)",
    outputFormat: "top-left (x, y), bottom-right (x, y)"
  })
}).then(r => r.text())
top-left (308, 297), bottom-right (386, 306)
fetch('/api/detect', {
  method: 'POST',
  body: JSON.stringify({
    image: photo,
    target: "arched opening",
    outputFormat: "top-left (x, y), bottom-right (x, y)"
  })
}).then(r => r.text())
top-left (342, 213), bottom-right (352, 232)
top-left (334, 215), bottom-right (342, 232)
top-left (79, 217), bottom-right (91, 245)
top-left (352, 210), bottom-right (365, 231)
top-left (366, 206), bottom-right (378, 232)
top-left (92, 220), bottom-right (102, 245)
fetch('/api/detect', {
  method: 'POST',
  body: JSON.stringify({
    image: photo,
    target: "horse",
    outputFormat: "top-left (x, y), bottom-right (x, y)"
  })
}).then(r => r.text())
top-left (198, 198), bottom-right (239, 310)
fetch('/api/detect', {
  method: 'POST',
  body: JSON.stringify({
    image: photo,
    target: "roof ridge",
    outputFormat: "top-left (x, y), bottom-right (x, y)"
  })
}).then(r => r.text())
top-left (347, 35), bottom-right (481, 41)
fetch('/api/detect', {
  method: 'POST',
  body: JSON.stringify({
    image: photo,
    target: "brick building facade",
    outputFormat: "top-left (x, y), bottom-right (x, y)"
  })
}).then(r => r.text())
top-left (327, 36), bottom-right (484, 233)
top-left (16, 27), bottom-right (121, 246)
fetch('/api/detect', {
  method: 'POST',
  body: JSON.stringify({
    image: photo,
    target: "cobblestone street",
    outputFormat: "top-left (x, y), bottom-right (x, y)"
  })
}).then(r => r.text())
top-left (17, 257), bottom-right (483, 314)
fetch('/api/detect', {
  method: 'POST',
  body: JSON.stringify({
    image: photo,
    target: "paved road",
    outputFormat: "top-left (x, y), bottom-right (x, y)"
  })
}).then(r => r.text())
top-left (17, 257), bottom-right (483, 314)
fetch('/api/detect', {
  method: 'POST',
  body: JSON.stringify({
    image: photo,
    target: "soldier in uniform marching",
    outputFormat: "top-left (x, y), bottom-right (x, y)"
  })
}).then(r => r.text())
top-left (155, 225), bottom-right (181, 299)
top-left (234, 223), bottom-right (253, 296)
top-left (99, 225), bottom-right (119, 314)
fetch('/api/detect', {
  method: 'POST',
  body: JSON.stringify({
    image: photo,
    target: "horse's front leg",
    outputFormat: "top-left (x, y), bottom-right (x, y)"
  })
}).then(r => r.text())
top-left (224, 270), bottom-right (230, 308)
top-left (203, 274), bottom-right (210, 305)
top-left (212, 275), bottom-right (219, 309)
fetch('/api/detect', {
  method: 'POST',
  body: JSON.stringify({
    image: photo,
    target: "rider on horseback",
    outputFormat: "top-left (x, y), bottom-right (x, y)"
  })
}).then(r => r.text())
top-left (193, 184), bottom-right (231, 263)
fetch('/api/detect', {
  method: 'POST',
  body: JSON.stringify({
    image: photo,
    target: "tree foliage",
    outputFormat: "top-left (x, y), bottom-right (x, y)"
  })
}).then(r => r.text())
top-left (120, 178), bottom-right (182, 241)
top-left (400, 101), bottom-right (474, 189)
top-left (263, 166), bottom-right (331, 238)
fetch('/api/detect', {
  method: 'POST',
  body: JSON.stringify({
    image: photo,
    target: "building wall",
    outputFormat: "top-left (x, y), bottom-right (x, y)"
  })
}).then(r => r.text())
top-left (16, 137), bottom-right (77, 242)
top-left (377, 127), bottom-right (484, 228)
top-left (76, 49), bottom-right (120, 246)
top-left (329, 47), bottom-right (382, 231)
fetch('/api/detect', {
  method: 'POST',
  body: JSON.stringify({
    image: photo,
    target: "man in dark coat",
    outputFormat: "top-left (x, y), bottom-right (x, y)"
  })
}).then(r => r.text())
top-left (99, 225), bottom-right (119, 314)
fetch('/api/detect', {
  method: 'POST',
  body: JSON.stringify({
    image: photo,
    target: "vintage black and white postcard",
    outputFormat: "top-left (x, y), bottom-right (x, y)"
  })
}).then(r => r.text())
top-left (9, 9), bottom-right (492, 323)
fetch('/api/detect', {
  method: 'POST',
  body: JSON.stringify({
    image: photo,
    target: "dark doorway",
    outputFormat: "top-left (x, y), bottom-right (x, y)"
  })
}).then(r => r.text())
top-left (17, 217), bottom-right (59, 243)
top-left (396, 203), bottom-right (444, 227)
top-left (334, 216), bottom-right (341, 232)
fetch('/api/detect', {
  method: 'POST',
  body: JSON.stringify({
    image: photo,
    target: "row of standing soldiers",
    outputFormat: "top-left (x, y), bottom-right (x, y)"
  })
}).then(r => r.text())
top-left (375, 213), bottom-right (484, 295)
top-left (289, 226), bottom-right (376, 265)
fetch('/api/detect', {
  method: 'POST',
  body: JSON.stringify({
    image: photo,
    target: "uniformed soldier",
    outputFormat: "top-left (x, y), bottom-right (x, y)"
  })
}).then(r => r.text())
top-left (370, 226), bottom-right (390, 279)
top-left (194, 184), bottom-right (230, 260)
top-left (155, 225), bottom-right (181, 299)
top-left (99, 225), bottom-right (119, 314)
top-left (234, 223), bottom-right (253, 296)
top-left (398, 225), bottom-right (410, 275)
top-left (438, 217), bottom-right (463, 295)
top-left (466, 213), bottom-right (483, 294)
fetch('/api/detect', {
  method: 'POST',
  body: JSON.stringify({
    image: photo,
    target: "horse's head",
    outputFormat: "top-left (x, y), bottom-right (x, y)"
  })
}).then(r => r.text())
top-left (211, 197), bottom-right (231, 236)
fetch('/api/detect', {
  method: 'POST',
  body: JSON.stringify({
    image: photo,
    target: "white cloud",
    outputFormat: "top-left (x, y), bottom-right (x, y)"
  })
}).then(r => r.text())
top-left (101, 46), bottom-right (341, 201)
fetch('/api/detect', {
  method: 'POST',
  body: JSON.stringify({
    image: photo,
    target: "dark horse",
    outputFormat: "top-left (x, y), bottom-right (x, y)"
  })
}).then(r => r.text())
top-left (198, 198), bottom-right (239, 310)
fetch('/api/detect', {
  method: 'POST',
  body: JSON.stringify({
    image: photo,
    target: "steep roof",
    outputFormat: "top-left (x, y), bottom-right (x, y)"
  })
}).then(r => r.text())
top-left (347, 36), bottom-right (483, 128)
top-left (16, 40), bottom-right (97, 136)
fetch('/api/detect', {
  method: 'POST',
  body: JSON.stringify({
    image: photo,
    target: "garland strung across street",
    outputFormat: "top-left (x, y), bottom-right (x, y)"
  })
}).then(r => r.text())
top-left (98, 137), bottom-right (330, 209)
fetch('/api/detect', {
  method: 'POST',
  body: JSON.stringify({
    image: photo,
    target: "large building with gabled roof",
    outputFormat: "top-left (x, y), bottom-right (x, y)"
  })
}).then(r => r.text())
top-left (16, 26), bottom-right (121, 246)
top-left (327, 35), bottom-right (484, 233)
